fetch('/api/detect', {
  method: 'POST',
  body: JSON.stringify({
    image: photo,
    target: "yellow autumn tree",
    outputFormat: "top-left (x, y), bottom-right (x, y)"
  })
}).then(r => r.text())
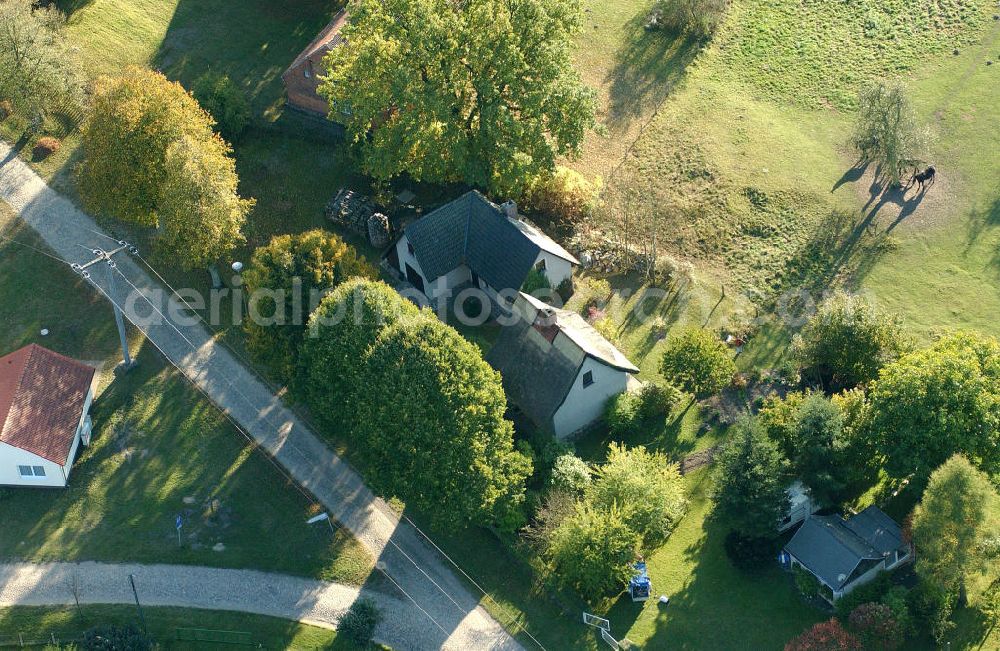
top-left (77, 67), bottom-right (251, 267)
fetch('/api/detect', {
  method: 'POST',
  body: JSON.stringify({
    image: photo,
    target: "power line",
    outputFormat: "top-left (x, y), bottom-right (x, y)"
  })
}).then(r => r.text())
top-left (124, 251), bottom-right (545, 649)
top-left (82, 266), bottom-right (458, 644)
top-left (98, 261), bottom-right (494, 645)
top-left (2, 231), bottom-right (534, 648)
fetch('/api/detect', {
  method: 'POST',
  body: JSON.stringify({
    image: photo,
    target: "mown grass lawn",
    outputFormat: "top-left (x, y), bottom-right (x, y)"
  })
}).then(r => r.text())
top-left (0, 204), bottom-right (373, 585)
top-left (0, 605), bottom-right (355, 650)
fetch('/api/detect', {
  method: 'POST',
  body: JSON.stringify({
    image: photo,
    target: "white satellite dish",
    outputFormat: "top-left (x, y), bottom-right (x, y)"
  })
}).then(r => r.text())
top-left (39, 328), bottom-right (50, 336)
top-left (231, 261), bottom-right (244, 273)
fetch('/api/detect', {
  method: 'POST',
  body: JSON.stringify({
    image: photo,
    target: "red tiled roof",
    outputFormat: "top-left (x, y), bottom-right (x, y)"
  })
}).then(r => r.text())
top-left (0, 344), bottom-right (96, 465)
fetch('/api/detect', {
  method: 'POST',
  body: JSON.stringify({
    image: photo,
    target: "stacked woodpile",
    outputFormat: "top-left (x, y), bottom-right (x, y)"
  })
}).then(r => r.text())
top-left (325, 188), bottom-right (393, 248)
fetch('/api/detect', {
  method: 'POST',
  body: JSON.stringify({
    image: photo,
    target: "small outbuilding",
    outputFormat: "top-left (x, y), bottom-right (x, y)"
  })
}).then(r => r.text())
top-left (281, 9), bottom-right (348, 115)
top-left (487, 292), bottom-right (639, 439)
top-left (782, 506), bottom-right (912, 602)
top-left (0, 344), bottom-right (97, 488)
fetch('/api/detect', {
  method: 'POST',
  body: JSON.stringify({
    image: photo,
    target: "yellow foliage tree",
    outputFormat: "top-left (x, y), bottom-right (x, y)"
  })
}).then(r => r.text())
top-left (77, 67), bottom-right (251, 267)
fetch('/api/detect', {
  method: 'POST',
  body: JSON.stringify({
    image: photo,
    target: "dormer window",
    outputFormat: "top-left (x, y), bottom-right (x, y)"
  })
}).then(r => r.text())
top-left (582, 370), bottom-right (594, 387)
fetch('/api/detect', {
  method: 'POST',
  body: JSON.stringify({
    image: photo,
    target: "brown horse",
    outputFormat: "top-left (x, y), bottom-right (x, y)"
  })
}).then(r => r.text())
top-left (906, 165), bottom-right (936, 192)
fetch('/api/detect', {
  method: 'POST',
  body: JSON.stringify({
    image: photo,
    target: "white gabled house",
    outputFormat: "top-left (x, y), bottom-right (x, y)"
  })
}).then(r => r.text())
top-left (0, 344), bottom-right (97, 488)
top-left (487, 293), bottom-right (640, 439)
top-left (387, 191), bottom-right (578, 308)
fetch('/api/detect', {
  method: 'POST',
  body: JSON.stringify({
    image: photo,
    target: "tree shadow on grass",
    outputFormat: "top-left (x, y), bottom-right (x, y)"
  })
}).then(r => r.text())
top-left (639, 499), bottom-right (823, 649)
top-left (605, 17), bottom-right (701, 131)
top-left (964, 194), bottom-right (1000, 268)
top-left (773, 208), bottom-right (891, 300)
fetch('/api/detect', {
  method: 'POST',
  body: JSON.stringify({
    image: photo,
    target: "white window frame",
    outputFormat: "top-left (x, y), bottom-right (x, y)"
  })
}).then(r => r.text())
top-left (17, 464), bottom-right (46, 478)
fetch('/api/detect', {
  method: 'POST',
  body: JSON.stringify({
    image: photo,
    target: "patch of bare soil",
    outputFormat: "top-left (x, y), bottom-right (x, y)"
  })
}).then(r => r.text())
top-left (851, 163), bottom-right (955, 233)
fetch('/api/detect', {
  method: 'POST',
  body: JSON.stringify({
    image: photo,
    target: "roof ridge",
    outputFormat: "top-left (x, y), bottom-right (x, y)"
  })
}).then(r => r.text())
top-left (819, 515), bottom-right (881, 560)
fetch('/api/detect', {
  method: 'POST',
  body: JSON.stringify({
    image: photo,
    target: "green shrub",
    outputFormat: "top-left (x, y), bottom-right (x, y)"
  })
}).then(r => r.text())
top-left (638, 381), bottom-right (682, 419)
top-left (550, 453), bottom-right (591, 494)
top-left (244, 229), bottom-right (375, 383)
top-left (793, 564), bottom-right (822, 598)
top-left (524, 165), bottom-right (599, 239)
top-left (835, 572), bottom-right (894, 619)
top-left (656, 0), bottom-right (729, 39)
top-left (605, 391), bottom-right (641, 436)
top-left (588, 443), bottom-right (687, 546)
top-left (82, 624), bottom-right (151, 650)
top-left (547, 501), bottom-right (639, 598)
top-left (339, 597), bottom-right (382, 647)
top-left (354, 315), bottom-right (532, 529)
top-left (660, 326), bottom-right (736, 398)
top-left (192, 71), bottom-right (251, 142)
top-left (555, 277), bottom-right (574, 304)
top-left (521, 267), bottom-right (550, 295)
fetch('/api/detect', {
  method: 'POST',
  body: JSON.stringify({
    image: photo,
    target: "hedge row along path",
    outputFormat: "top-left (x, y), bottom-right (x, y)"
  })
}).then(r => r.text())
top-left (0, 141), bottom-right (522, 651)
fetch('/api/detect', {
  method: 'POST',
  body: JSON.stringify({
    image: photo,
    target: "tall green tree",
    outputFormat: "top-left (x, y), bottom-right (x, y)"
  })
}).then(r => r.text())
top-left (792, 291), bottom-right (910, 391)
top-left (713, 418), bottom-right (790, 540)
top-left (790, 394), bottom-right (846, 506)
top-left (0, 0), bottom-right (82, 121)
top-left (851, 81), bottom-right (926, 186)
top-left (318, 0), bottom-right (597, 196)
top-left (157, 134), bottom-right (254, 270)
top-left (354, 315), bottom-right (532, 528)
top-left (588, 443), bottom-right (687, 547)
top-left (660, 326), bottom-right (736, 398)
top-left (866, 331), bottom-right (1000, 481)
top-left (243, 230), bottom-right (375, 383)
top-left (911, 455), bottom-right (999, 601)
top-left (301, 278), bottom-right (422, 432)
top-left (546, 501), bottom-right (640, 598)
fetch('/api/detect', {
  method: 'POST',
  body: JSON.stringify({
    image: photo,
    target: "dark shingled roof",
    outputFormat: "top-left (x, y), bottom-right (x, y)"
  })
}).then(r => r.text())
top-left (0, 344), bottom-right (95, 465)
top-left (785, 507), bottom-right (903, 590)
top-left (842, 506), bottom-right (906, 556)
top-left (486, 318), bottom-right (580, 431)
top-left (404, 191), bottom-right (576, 292)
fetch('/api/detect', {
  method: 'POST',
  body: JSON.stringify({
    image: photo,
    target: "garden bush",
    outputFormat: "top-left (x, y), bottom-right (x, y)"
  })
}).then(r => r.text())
top-left (656, 0), bottom-right (728, 39)
top-left (588, 443), bottom-right (687, 546)
top-left (31, 136), bottom-right (60, 159)
top-left (848, 602), bottom-right (905, 651)
top-left (638, 381), bottom-right (682, 419)
top-left (243, 229), bottom-right (375, 383)
top-left (784, 618), bottom-right (861, 651)
top-left (550, 453), bottom-right (591, 494)
top-left (546, 501), bottom-right (639, 598)
top-left (192, 71), bottom-right (251, 142)
top-left (82, 624), bottom-right (151, 650)
top-left (338, 597), bottom-right (382, 647)
top-left (0, 99), bottom-right (12, 120)
top-left (660, 326), bottom-right (736, 398)
top-left (524, 166), bottom-right (599, 240)
top-left (605, 391), bottom-right (641, 436)
top-left (521, 267), bottom-right (550, 295)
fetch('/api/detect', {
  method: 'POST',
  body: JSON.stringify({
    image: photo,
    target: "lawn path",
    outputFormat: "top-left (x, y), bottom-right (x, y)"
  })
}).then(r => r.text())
top-left (0, 561), bottom-right (410, 647)
top-left (0, 141), bottom-right (522, 651)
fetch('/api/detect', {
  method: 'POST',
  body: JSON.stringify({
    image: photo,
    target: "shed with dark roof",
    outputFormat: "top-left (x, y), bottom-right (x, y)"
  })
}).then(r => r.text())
top-left (0, 344), bottom-right (97, 487)
top-left (783, 506), bottom-right (912, 602)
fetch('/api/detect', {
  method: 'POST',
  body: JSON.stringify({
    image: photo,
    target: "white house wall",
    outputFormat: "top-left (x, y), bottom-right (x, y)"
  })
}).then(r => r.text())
top-left (534, 252), bottom-right (574, 289)
top-left (395, 234), bottom-right (430, 293)
top-left (0, 442), bottom-right (67, 488)
top-left (552, 356), bottom-right (629, 439)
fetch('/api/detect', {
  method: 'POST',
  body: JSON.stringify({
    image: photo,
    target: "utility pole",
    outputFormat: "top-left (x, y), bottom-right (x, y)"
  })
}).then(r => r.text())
top-left (73, 241), bottom-right (138, 372)
top-left (127, 574), bottom-right (148, 637)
